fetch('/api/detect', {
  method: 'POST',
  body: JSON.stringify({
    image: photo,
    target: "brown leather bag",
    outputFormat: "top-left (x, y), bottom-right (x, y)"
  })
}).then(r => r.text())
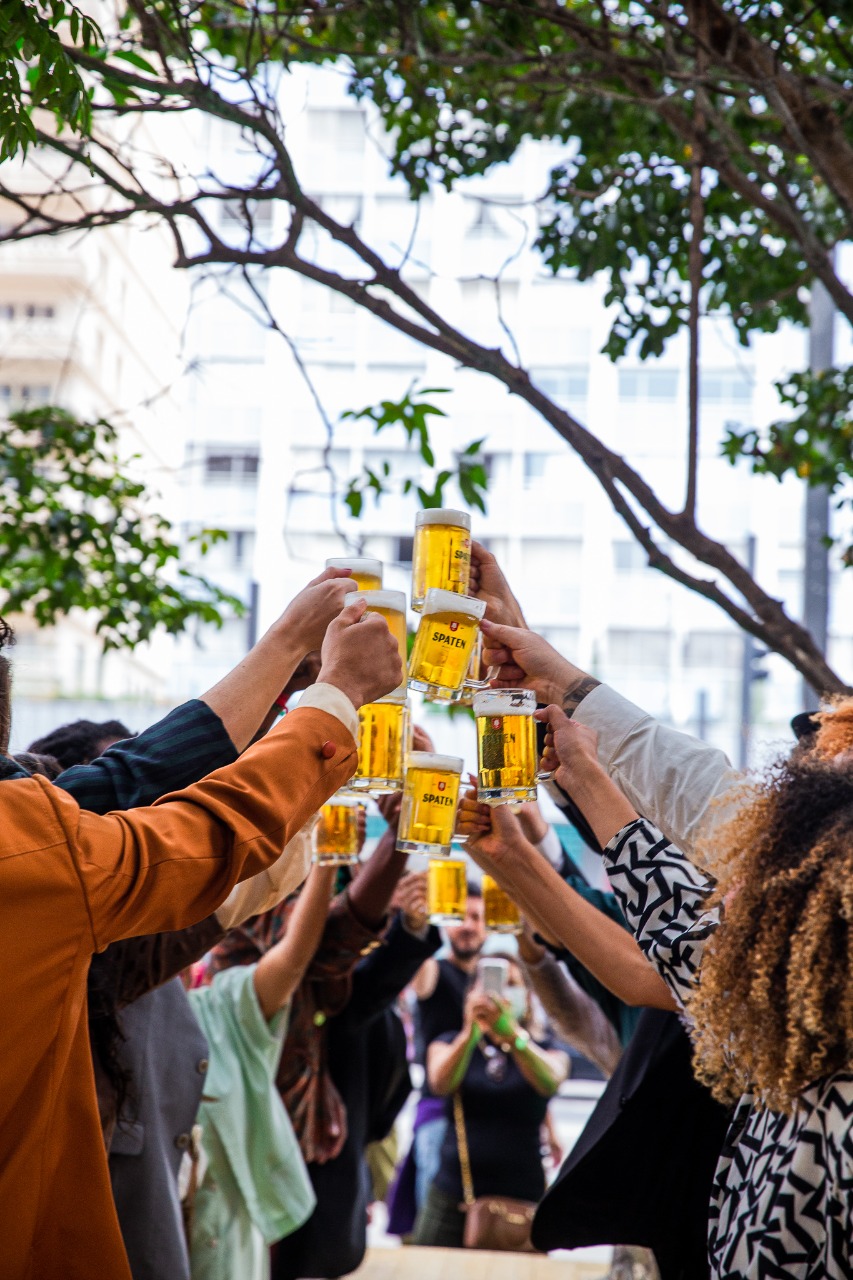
top-left (452, 1092), bottom-right (538, 1252)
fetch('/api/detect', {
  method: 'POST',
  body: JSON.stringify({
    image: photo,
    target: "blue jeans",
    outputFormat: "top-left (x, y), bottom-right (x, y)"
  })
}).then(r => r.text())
top-left (413, 1115), bottom-right (448, 1212)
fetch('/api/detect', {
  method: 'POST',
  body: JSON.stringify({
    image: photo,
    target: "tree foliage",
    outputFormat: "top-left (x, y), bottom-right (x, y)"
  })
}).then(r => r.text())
top-left (1, 0), bottom-right (852, 690)
top-left (0, 408), bottom-right (244, 650)
top-left (0, 0), bottom-right (100, 160)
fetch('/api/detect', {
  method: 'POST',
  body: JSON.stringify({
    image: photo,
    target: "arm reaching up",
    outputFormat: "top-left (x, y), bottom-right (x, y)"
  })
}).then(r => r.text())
top-left (253, 866), bottom-right (337, 1020)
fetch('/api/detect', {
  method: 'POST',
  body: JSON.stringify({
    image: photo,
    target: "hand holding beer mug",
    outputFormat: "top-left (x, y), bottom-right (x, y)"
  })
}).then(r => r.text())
top-left (474, 688), bottom-right (548, 805)
top-left (427, 857), bottom-right (467, 924)
top-left (324, 556), bottom-right (383, 591)
top-left (411, 508), bottom-right (471, 610)
top-left (313, 795), bottom-right (367, 865)
top-left (408, 589), bottom-right (486, 700)
top-left (351, 589), bottom-right (408, 696)
top-left (397, 751), bottom-right (464, 856)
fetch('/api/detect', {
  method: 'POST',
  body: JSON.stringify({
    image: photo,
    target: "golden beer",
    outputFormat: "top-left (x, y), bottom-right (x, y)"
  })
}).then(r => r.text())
top-left (474, 688), bottom-right (543, 805)
top-left (411, 508), bottom-right (471, 610)
top-left (397, 751), bottom-right (464, 856)
top-left (346, 697), bottom-right (409, 793)
top-left (324, 556), bottom-right (383, 591)
top-left (407, 589), bottom-right (486, 699)
top-left (352, 589), bottom-right (407, 694)
top-left (458, 629), bottom-right (494, 705)
top-left (482, 874), bottom-right (522, 935)
top-left (313, 797), bottom-right (365, 865)
top-left (428, 858), bottom-right (467, 924)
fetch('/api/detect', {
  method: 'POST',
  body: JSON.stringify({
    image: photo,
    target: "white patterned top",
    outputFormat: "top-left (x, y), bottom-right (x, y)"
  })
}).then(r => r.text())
top-left (603, 817), bottom-right (853, 1280)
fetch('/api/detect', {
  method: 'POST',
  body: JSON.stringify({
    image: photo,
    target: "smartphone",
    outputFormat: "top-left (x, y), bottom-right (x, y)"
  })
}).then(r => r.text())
top-left (478, 957), bottom-right (508, 1001)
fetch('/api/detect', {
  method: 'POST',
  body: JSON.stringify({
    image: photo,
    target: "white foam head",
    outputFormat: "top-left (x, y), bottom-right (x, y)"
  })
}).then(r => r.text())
top-left (472, 689), bottom-right (535, 717)
top-left (325, 556), bottom-right (383, 578)
top-left (351, 589), bottom-right (406, 612)
top-left (420, 588), bottom-right (485, 620)
top-left (415, 508), bottom-right (471, 530)
top-left (407, 751), bottom-right (464, 774)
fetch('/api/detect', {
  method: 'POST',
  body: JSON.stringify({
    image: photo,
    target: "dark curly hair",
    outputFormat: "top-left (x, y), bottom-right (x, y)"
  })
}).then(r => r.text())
top-left (690, 716), bottom-right (853, 1113)
top-left (28, 718), bottom-right (133, 771)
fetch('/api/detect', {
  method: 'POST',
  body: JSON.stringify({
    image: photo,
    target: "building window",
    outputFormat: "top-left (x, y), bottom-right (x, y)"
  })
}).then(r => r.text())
top-left (203, 449), bottom-right (260, 482)
top-left (394, 536), bottom-right (414, 565)
top-left (701, 369), bottom-right (753, 404)
top-left (0, 383), bottom-right (52, 412)
top-left (531, 366), bottom-right (589, 408)
top-left (608, 628), bottom-right (672, 668)
top-left (618, 368), bottom-right (679, 401)
top-left (683, 631), bottom-right (743, 669)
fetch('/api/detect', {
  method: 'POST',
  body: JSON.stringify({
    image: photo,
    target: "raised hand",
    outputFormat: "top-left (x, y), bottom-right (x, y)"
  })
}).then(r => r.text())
top-left (317, 598), bottom-right (404, 709)
top-left (275, 567), bottom-right (358, 654)
top-left (479, 619), bottom-right (577, 705)
top-left (469, 540), bottom-right (526, 629)
top-left (535, 705), bottom-right (601, 793)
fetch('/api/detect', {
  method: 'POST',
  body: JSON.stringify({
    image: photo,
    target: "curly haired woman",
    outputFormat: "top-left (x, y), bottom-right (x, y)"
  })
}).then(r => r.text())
top-left (538, 698), bottom-right (853, 1280)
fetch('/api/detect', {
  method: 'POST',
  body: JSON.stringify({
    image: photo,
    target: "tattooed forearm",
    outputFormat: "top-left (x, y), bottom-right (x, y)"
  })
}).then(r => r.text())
top-left (562, 676), bottom-right (601, 719)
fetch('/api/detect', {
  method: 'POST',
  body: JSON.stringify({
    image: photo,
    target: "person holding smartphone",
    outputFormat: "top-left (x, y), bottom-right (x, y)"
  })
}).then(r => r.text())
top-left (412, 955), bottom-right (568, 1248)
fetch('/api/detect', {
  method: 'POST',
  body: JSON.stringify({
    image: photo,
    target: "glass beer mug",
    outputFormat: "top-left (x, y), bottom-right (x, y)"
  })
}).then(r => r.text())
top-left (396, 751), bottom-right (464, 856)
top-left (428, 857), bottom-right (467, 925)
top-left (352, 589), bottom-right (408, 695)
top-left (324, 556), bottom-right (383, 591)
top-left (407, 589), bottom-right (486, 700)
top-left (482, 873), bottom-right (523, 935)
top-left (313, 796), bottom-right (366, 865)
top-left (411, 508), bottom-right (471, 610)
top-left (345, 695), bottom-right (409, 794)
top-left (473, 688), bottom-right (548, 805)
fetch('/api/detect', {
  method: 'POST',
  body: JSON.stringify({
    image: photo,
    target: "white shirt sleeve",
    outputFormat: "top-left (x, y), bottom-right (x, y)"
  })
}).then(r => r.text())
top-left (574, 684), bottom-right (740, 858)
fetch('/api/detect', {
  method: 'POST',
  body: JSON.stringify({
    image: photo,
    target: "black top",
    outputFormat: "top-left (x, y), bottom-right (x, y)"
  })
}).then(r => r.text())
top-left (433, 1031), bottom-right (549, 1204)
top-left (414, 957), bottom-right (471, 1094)
top-left (532, 1007), bottom-right (731, 1280)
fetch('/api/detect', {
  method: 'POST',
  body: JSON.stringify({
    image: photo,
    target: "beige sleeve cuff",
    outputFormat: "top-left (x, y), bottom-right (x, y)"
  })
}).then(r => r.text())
top-left (296, 682), bottom-right (359, 741)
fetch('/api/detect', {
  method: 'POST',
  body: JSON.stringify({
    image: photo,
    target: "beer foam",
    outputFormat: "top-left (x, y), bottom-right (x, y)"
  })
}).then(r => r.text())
top-left (415, 508), bottom-right (471, 530)
top-left (472, 690), bottom-right (534, 717)
top-left (325, 556), bottom-right (383, 577)
top-left (351, 589), bottom-right (406, 611)
top-left (420, 588), bottom-right (486, 620)
top-left (408, 751), bottom-right (464, 774)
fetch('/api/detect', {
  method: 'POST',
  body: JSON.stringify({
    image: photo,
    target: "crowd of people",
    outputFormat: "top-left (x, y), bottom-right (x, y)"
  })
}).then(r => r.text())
top-left (2, 543), bottom-right (852, 1280)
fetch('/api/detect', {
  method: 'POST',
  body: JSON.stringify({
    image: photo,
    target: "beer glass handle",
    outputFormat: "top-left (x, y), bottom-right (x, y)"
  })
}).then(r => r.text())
top-left (536, 767), bottom-right (554, 782)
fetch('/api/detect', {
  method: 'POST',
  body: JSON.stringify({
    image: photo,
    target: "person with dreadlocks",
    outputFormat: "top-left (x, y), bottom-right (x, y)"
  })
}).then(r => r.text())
top-left (534, 696), bottom-right (853, 1280)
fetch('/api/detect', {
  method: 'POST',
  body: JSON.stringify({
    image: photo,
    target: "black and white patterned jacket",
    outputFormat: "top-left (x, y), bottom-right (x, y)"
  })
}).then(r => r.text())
top-left (603, 817), bottom-right (853, 1280)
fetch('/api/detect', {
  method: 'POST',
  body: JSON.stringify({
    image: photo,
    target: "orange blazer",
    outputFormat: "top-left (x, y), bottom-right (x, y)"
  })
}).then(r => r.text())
top-left (0, 705), bottom-right (356, 1280)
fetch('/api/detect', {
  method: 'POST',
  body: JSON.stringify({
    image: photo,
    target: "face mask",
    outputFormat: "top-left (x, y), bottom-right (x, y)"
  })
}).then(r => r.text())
top-left (505, 987), bottom-right (527, 1022)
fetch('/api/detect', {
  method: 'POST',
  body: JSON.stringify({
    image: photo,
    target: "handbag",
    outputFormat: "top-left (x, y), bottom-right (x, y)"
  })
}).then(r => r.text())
top-left (452, 1091), bottom-right (537, 1252)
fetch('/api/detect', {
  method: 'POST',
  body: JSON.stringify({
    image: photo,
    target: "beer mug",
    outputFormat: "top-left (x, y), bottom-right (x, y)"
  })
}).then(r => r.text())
top-left (313, 795), bottom-right (366, 865)
top-left (473, 688), bottom-right (547, 805)
top-left (428, 857), bottom-right (467, 925)
top-left (407, 589), bottom-right (486, 700)
top-left (482, 873), bottom-right (523, 935)
top-left (352, 589), bottom-right (408, 695)
top-left (345, 696), bottom-right (409, 793)
top-left (411, 508), bottom-right (471, 610)
top-left (324, 556), bottom-right (383, 591)
top-left (397, 751), bottom-right (464, 856)
top-left (456, 629), bottom-right (496, 705)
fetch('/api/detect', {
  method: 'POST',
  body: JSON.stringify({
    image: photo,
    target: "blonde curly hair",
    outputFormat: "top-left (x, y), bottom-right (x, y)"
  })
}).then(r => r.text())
top-left (688, 696), bottom-right (853, 1114)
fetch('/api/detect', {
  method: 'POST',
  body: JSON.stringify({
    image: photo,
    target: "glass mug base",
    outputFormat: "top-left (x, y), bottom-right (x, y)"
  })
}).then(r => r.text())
top-left (343, 777), bottom-right (403, 793)
top-left (429, 909), bottom-right (466, 925)
top-left (314, 851), bottom-right (360, 866)
top-left (487, 921), bottom-right (523, 935)
top-left (396, 837), bottom-right (453, 857)
top-left (478, 786), bottom-right (538, 806)
top-left (408, 677), bottom-right (464, 701)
